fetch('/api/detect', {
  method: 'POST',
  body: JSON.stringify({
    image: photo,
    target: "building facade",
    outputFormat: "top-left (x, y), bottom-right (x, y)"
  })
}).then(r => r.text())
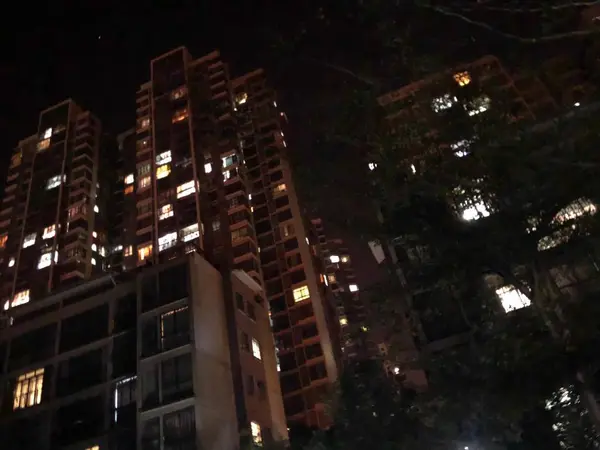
top-left (114, 47), bottom-right (340, 429)
top-left (0, 252), bottom-right (287, 449)
top-left (0, 100), bottom-right (109, 312)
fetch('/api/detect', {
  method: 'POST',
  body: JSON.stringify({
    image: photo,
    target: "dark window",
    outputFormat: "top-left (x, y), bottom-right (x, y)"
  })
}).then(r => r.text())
top-left (164, 406), bottom-right (196, 449)
top-left (247, 374), bottom-right (255, 396)
top-left (60, 305), bottom-right (108, 352)
top-left (247, 302), bottom-right (256, 320)
top-left (161, 353), bottom-right (193, 404)
top-left (141, 417), bottom-right (160, 450)
top-left (257, 380), bottom-right (266, 400)
top-left (240, 332), bottom-right (250, 352)
top-left (236, 293), bottom-right (245, 312)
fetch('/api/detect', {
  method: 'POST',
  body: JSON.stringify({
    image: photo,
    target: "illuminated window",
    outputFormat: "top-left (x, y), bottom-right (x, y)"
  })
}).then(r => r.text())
top-left (293, 285), bottom-right (310, 302)
top-left (5, 289), bottom-right (30, 310)
top-left (432, 94), bottom-right (457, 112)
top-left (138, 117), bottom-right (150, 129)
top-left (37, 139), bottom-right (50, 152)
top-left (42, 225), bottom-right (56, 240)
top-left (235, 92), bottom-right (248, 106)
top-left (158, 232), bottom-right (177, 252)
top-left (349, 284), bottom-right (359, 292)
top-left (138, 162), bottom-right (151, 177)
top-left (125, 186), bottom-right (133, 195)
top-left (453, 71), bottom-right (471, 87)
top-left (272, 183), bottom-right (286, 195)
top-left (124, 245), bottom-right (133, 257)
top-left (368, 162), bottom-right (377, 171)
top-left (13, 368), bottom-right (44, 410)
top-left (180, 223), bottom-right (200, 242)
top-left (37, 251), bottom-right (58, 269)
top-left (0, 233), bottom-right (6, 248)
top-left (231, 227), bottom-right (249, 243)
top-left (222, 154), bottom-right (237, 168)
top-left (91, 257), bottom-right (97, 265)
top-left (8, 257), bottom-right (15, 267)
top-left (465, 95), bottom-right (491, 116)
top-left (156, 150), bottom-right (172, 166)
top-left (43, 128), bottom-right (52, 139)
top-left (138, 244), bottom-right (153, 261)
top-left (46, 175), bottom-right (63, 190)
top-left (138, 175), bottom-right (151, 190)
top-left (212, 220), bottom-right (220, 231)
top-left (177, 180), bottom-right (196, 199)
top-left (280, 223), bottom-right (294, 238)
top-left (339, 317), bottom-right (348, 326)
top-left (93, 231), bottom-right (98, 238)
top-left (554, 198), bottom-right (596, 223)
top-left (10, 153), bottom-right (22, 168)
top-left (86, 446), bottom-right (100, 450)
top-left (496, 285), bottom-right (531, 312)
top-left (172, 108), bottom-right (189, 123)
top-left (341, 255), bottom-right (350, 263)
top-left (327, 274), bottom-right (337, 283)
top-left (159, 204), bottom-right (174, 220)
top-left (23, 233), bottom-right (36, 248)
top-left (329, 255), bottom-right (340, 264)
top-left (94, 205), bottom-right (99, 213)
top-left (68, 204), bottom-right (86, 220)
top-left (204, 162), bottom-right (212, 173)
top-left (223, 170), bottom-right (232, 182)
top-left (171, 86), bottom-right (187, 100)
top-left (451, 139), bottom-right (472, 157)
top-left (124, 174), bottom-right (134, 185)
top-left (156, 164), bottom-right (171, 180)
top-left (251, 338), bottom-right (262, 360)
top-left (92, 243), bottom-right (97, 251)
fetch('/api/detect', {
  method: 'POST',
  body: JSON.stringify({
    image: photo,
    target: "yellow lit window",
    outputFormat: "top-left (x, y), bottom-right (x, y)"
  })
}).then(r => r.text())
top-left (156, 164), bottom-right (171, 180)
top-left (13, 368), bottom-right (44, 410)
top-left (37, 138), bottom-right (50, 152)
top-left (86, 446), bottom-right (100, 450)
top-left (339, 317), bottom-right (348, 326)
top-left (171, 86), bottom-right (187, 100)
top-left (341, 255), bottom-right (350, 263)
top-left (124, 185), bottom-right (134, 195)
top-left (10, 153), bottom-right (21, 168)
top-left (251, 421), bottom-right (262, 445)
top-left (138, 175), bottom-right (151, 190)
top-left (138, 117), bottom-right (150, 129)
top-left (327, 274), bottom-right (336, 283)
top-left (159, 204), bottom-right (174, 220)
top-left (172, 108), bottom-right (189, 123)
top-left (293, 285), bottom-right (310, 302)
top-left (272, 183), bottom-right (286, 195)
top-left (124, 173), bottom-right (134, 185)
top-left (0, 233), bottom-right (7, 248)
top-left (235, 92), bottom-right (248, 106)
top-left (124, 245), bottom-right (133, 257)
top-left (453, 71), bottom-right (471, 87)
top-left (138, 244), bottom-right (153, 262)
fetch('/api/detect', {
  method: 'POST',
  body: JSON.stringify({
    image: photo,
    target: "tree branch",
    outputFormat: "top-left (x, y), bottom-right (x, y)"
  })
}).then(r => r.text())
top-left (450, 1), bottom-right (600, 14)
top-left (299, 57), bottom-right (379, 87)
top-left (420, 3), bottom-right (600, 43)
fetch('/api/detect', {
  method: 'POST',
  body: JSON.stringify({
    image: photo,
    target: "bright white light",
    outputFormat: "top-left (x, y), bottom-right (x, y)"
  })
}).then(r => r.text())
top-left (124, 174), bottom-right (134, 185)
top-left (93, 231), bottom-right (97, 238)
top-left (92, 243), bottom-right (97, 251)
top-left (496, 285), bottom-right (531, 312)
top-left (330, 255), bottom-right (340, 263)
top-left (91, 258), bottom-right (97, 266)
top-left (461, 201), bottom-right (490, 221)
top-left (349, 284), bottom-right (359, 292)
top-left (23, 233), bottom-right (36, 248)
top-left (393, 367), bottom-right (400, 375)
top-left (8, 258), bottom-right (15, 268)
top-left (410, 164), bottom-right (416, 174)
top-left (43, 128), bottom-right (52, 139)
top-left (94, 205), bottom-right (99, 213)
top-left (46, 175), bottom-right (63, 190)
top-left (368, 162), bottom-right (377, 171)
top-left (431, 94), bottom-right (457, 112)
top-left (156, 150), bottom-right (172, 166)
top-left (574, 102), bottom-right (581, 107)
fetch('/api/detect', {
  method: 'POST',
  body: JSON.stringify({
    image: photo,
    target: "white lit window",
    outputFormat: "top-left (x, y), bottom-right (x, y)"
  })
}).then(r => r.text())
top-left (272, 183), bottom-right (286, 195)
top-left (92, 231), bottom-right (98, 238)
top-left (124, 174), bottom-right (134, 185)
top-left (138, 175), bottom-right (151, 190)
top-left (329, 255), bottom-right (340, 264)
top-left (159, 204), bottom-right (174, 220)
top-left (92, 243), bottom-right (97, 251)
top-left (180, 223), bottom-right (200, 242)
top-left (349, 284), bottom-right (359, 292)
top-left (156, 150), bottom-right (172, 166)
top-left (496, 285), bottom-right (531, 312)
top-left (223, 170), bottom-right (232, 182)
top-left (10, 289), bottom-right (30, 308)
top-left (42, 225), bottom-right (56, 240)
top-left (37, 251), bottom-right (57, 269)
top-left (159, 232), bottom-right (178, 251)
top-left (23, 233), bottom-right (36, 248)
top-left (177, 180), bottom-right (196, 199)
top-left (46, 175), bottom-right (63, 190)
top-left (368, 162), bottom-right (377, 171)
top-left (451, 139), bottom-right (472, 157)
top-left (99, 247), bottom-right (107, 257)
top-left (293, 285), bottom-right (310, 302)
top-left (340, 317), bottom-right (348, 326)
top-left (251, 421), bottom-right (262, 446)
top-left (222, 154), bottom-right (237, 168)
top-left (204, 162), bottom-right (212, 173)
top-left (466, 95), bottom-right (491, 116)
top-left (251, 338), bottom-right (262, 360)
top-left (8, 257), bottom-right (15, 268)
top-left (554, 198), bottom-right (596, 223)
top-left (453, 71), bottom-right (471, 87)
top-left (94, 205), bottom-right (99, 213)
top-left (13, 368), bottom-right (44, 410)
top-left (91, 258), bottom-right (97, 266)
top-left (156, 164), bottom-right (171, 179)
top-left (432, 94), bottom-right (457, 112)
top-left (138, 244), bottom-right (153, 261)
top-left (43, 128), bottom-right (52, 139)
top-left (124, 245), bottom-right (133, 257)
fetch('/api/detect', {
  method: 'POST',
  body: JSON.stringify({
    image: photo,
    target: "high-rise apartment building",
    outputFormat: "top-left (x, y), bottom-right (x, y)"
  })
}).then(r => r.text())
top-left (0, 252), bottom-right (281, 449)
top-left (115, 47), bottom-right (340, 429)
top-left (0, 100), bottom-right (109, 312)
